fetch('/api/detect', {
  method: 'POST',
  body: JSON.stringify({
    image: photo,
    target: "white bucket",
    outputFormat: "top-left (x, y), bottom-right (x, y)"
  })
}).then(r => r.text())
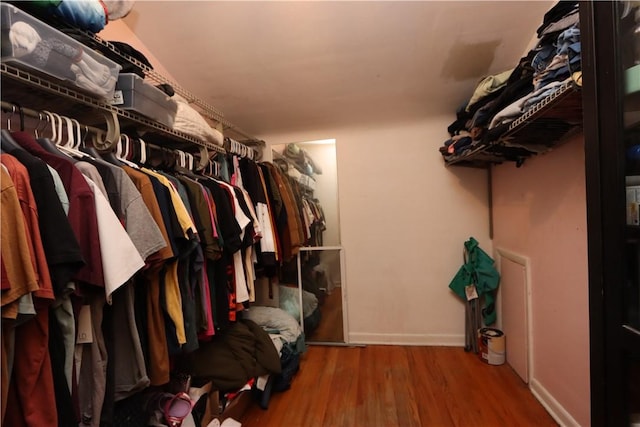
top-left (477, 327), bottom-right (506, 365)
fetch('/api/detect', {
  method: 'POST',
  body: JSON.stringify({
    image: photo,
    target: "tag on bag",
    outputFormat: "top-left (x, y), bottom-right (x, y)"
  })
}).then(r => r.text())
top-left (76, 305), bottom-right (93, 344)
top-left (465, 284), bottom-right (479, 301)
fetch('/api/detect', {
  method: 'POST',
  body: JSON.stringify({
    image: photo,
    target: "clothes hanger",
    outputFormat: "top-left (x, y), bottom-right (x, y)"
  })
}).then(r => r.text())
top-left (58, 117), bottom-right (88, 159)
top-left (115, 132), bottom-right (124, 157)
top-left (52, 112), bottom-right (64, 145)
top-left (173, 149), bottom-right (200, 180)
top-left (8, 102), bottom-right (26, 132)
top-left (203, 159), bottom-right (212, 177)
top-left (36, 111), bottom-right (66, 156)
top-left (79, 124), bottom-right (103, 159)
top-left (173, 149), bottom-right (181, 169)
top-left (1, 105), bottom-right (25, 152)
top-left (52, 113), bottom-right (78, 159)
top-left (115, 134), bottom-right (139, 168)
top-left (97, 130), bottom-right (128, 167)
top-left (175, 149), bottom-right (185, 170)
top-left (71, 120), bottom-right (84, 150)
top-left (123, 134), bottom-right (131, 160)
top-left (33, 112), bottom-right (48, 139)
top-left (187, 152), bottom-right (194, 171)
top-left (139, 138), bottom-right (147, 165)
top-left (208, 159), bottom-right (221, 178)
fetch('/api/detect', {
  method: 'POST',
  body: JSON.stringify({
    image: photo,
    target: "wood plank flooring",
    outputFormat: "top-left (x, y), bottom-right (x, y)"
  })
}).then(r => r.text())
top-left (307, 288), bottom-right (344, 343)
top-left (240, 345), bottom-right (557, 427)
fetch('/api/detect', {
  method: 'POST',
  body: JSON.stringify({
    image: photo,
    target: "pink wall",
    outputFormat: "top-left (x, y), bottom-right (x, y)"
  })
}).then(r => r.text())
top-left (492, 134), bottom-right (590, 426)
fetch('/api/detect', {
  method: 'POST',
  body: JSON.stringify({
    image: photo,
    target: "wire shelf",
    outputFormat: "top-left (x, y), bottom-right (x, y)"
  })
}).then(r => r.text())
top-left (1, 63), bottom-right (226, 154)
top-left (444, 81), bottom-right (583, 168)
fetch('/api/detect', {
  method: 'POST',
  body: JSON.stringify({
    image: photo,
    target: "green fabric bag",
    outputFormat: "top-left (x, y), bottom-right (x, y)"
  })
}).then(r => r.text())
top-left (449, 237), bottom-right (500, 325)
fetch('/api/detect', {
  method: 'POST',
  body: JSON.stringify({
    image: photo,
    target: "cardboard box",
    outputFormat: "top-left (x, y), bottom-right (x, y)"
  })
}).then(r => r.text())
top-left (220, 391), bottom-right (253, 423)
top-left (194, 383), bottom-right (253, 426)
top-left (189, 381), bottom-right (217, 426)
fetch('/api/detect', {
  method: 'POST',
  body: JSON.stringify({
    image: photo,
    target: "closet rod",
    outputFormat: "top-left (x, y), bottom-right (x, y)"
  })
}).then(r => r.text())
top-left (0, 66), bottom-right (254, 158)
top-left (0, 100), bottom-right (217, 171)
top-left (0, 100), bottom-right (105, 138)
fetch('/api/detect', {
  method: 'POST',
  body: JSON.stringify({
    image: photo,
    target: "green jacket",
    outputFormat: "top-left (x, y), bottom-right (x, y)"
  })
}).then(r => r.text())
top-left (449, 237), bottom-right (500, 325)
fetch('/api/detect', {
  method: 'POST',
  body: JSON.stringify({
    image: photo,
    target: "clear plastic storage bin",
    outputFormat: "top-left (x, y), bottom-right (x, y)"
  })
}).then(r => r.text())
top-left (115, 73), bottom-right (178, 128)
top-left (0, 3), bottom-right (121, 100)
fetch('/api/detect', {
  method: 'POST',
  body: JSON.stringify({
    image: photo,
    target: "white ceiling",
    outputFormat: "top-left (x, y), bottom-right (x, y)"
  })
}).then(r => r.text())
top-left (123, 1), bottom-right (554, 137)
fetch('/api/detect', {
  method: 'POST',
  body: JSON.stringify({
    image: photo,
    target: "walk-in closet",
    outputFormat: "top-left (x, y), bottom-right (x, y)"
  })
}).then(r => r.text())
top-left (0, 1), bottom-right (637, 426)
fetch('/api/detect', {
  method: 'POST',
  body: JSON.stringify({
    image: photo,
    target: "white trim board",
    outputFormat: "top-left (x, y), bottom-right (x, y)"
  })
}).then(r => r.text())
top-left (348, 333), bottom-right (465, 347)
top-left (495, 247), bottom-right (579, 427)
top-left (530, 379), bottom-right (581, 427)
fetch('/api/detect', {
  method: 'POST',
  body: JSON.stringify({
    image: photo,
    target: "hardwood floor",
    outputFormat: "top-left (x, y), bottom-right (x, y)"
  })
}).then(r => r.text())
top-left (307, 287), bottom-right (344, 343)
top-left (240, 345), bottom-right (557, 427)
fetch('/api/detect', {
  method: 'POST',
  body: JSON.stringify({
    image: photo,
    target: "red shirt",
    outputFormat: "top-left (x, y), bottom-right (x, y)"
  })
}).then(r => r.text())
top-left (11, 132), bottom-right (104, 288)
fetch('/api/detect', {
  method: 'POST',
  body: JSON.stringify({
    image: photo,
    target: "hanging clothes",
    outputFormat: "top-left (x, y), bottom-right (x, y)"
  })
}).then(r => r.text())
top-left (121, 166), bottom-right (173, 387)
top-left (239, 158), bottom-right (277, 272)
top-left (0, 167), bottom-right (44, 425)
top-left (11, 131), bottom-right (105, 288)
top-left (261, 162), bottom-right (304, 262)
top-left (1, 118), bottom-right (274, 427)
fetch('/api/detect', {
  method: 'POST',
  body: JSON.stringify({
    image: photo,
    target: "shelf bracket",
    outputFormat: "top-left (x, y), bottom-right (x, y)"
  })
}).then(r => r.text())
top-left (488, 165), bottom-right (493, 239)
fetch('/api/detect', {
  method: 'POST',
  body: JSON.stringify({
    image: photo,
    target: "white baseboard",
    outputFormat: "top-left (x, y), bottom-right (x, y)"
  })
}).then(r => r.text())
top-left (348, 332), bottom-right (465, 346)
top-left (530, 378), bottom-right (580, 427)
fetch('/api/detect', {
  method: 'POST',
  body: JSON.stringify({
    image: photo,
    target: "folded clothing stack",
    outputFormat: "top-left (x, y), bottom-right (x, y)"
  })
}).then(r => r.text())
top-left (440, 1), bottom-right (581, 160)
